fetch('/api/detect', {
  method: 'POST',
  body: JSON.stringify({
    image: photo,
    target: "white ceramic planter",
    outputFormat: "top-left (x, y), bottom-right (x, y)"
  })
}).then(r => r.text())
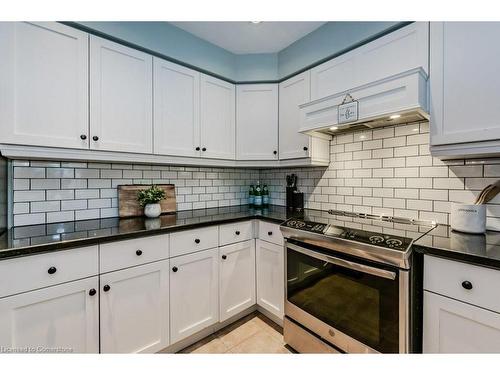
top-left (450, 203), bottom-right (486, 234)
top-left (144, 203), bottom-right (161, 218)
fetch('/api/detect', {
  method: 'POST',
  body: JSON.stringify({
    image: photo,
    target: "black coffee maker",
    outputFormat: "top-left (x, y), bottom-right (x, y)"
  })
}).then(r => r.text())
top-left (286, 174), bottom-right (304, 211)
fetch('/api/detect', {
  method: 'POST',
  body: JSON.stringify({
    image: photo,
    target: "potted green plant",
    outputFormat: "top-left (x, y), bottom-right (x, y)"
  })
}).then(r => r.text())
top-left (137, 185), bottom-right (166, 218)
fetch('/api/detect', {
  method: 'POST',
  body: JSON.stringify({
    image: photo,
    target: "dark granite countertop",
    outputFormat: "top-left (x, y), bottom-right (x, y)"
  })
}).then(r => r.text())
top-left (3, 203), bottom-right (500, 270)
top-left (414, 224), bottom-right (500, 269)
top-left (0, 205), bottom-right (293, 260)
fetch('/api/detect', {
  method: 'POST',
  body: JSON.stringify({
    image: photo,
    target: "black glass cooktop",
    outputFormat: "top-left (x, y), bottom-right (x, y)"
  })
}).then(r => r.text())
top-left (283, 218), bottom-right (413, 251)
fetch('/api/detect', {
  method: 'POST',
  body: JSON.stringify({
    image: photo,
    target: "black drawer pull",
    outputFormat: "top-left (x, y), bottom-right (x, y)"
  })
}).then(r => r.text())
top-left (222, 255), bottom-right (227, 260)
top-left (462, 280), bottom-right (473, 290)
top-left (92, 135), bottom-right (99, 141)
top-left (268, 231), bottom-right (273, 236)
top-left (202, 147), bottom-right (207, 152)
top-left (80, 134), bottom-right (87, 140)
top-left (235, 231), bottom-right (240, 235)
top-left (89, 288), bottom-right (96, 296)
top-left (103, 285), bottom-right (110, 292)
top-left (172, 266), bottom-right (178, 272)
top-left (196, 147), bottom-right (200, 151)
top-left (194, 238), bottom-right (200, 244)
top-left (47, 267), bottom-right (57, 275)
top-left (273, 150), bottom-right (277, 155)
top-left (303, 146), bottom-right (308, 151)
top-left (136, 249), bottom-right (142, 256)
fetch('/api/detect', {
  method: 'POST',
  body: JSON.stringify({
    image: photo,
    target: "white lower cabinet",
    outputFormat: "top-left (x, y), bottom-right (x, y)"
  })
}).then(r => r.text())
top-left (423, 291), bottom-right (500, 353)
top-left (169, 248), bottom-right (219, 344)
top-left (256, 239), bottom-right (284, 320)
top-left (100, 260), bottom-right (170, 353)
top-left (0, 276), bottom-right (99, 353)
top-left (219, 239), bottom-right (256, 322)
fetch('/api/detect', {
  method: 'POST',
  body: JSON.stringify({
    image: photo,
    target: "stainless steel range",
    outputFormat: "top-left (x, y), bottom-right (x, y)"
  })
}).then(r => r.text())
top-left (280, 211), bottom-right (436, 354)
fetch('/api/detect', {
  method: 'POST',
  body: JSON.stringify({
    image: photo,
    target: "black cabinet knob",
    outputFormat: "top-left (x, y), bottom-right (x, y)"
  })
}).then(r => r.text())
top-left (80, 134), bottom-right (87, 140)
top-left (89, 288), bottom-right (96, 296)
top-left (172, 266), bottom-right (178, 272)
top-left (196, 147), bottom-right (200, 151)
top-left (103, 285), bottom-right (110, 292)
top-left (222, 255), bottom-right (227, 260)
top-left (47, 266), bottom-right (57, 275)
top-left (462, 280), bottom-right (473, 290)
top-left (303, 146), bottom-right (308, 151)
top-left (194, 238), bottom-right (200, 244)
top-left (202, 147), bottom-right (207, 152)
top-left (235, 231), bottom-right (240, 235)
top-left (92, 136), bottom-right (99, 141)
top-left (268, 231), bottom-right (273, 236)
top-left (273, 150), bottom-right (277, 155)
top-left (136, 249), bottom-right (142, 256)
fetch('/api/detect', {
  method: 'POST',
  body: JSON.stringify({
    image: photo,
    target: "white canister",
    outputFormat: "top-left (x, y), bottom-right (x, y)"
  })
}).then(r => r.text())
top-left (450, 203), bottom-right (486, 234)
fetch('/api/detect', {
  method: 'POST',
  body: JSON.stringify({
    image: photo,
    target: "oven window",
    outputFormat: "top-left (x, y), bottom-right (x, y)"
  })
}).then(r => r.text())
top-left (287, 247), bottom-right (399, 353)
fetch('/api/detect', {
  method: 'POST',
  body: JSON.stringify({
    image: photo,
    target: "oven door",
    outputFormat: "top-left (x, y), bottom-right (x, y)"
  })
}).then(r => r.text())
top-left (285, 241), bottom-right (409, 353)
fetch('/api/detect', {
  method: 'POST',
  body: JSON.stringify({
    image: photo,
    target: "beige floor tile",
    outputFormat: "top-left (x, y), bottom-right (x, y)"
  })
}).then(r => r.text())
top-left (227, 331), bottom-right (291, 354)
top-left (216, 319), bottom-right (262, 348)
top-left (179, 312), bottom-right (292, 354)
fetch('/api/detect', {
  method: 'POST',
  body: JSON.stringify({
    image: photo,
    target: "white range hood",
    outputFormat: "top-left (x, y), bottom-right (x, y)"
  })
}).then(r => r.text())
top-left (299, 68), bottom-right (429, 137)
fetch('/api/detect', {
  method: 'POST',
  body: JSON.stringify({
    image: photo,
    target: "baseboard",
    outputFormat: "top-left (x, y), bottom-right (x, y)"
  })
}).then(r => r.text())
top-left (256, 305), bottom-right (283, 327)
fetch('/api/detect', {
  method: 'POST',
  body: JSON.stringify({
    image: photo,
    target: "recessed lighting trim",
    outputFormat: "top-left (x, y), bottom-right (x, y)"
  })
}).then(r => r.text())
top-left (250, 21), bottom-right (262, 24)
top-left (389, 114), bottom-right (401, 120)
top-left (330, 126), bottom-right (338, 131)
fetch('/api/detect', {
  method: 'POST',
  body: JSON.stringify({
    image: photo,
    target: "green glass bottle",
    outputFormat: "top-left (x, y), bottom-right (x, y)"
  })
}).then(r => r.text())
top-left (262, 184), bottom-right (269, 206)
top-left (248, 185), bottom-right (255, 206)
top-left (254, 181), bottom-right (262, 207)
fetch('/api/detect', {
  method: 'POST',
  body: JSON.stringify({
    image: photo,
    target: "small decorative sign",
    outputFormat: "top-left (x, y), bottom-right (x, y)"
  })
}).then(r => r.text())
top-left (338, 93), bottom-right (359, 124)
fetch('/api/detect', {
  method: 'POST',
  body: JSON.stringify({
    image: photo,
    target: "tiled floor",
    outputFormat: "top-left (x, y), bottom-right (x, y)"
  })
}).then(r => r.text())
top-left (180, 312), bottom-right (293, 354)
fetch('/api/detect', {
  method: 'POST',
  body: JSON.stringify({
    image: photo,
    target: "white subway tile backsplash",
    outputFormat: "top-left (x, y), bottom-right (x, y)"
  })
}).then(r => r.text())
top-left (11, 121), bottom-right (500, 228)
top-left (12, 161), bottom-right (257, 225)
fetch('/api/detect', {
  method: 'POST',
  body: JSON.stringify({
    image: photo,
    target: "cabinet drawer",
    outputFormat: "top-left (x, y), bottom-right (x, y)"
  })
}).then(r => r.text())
top-left (258, 221), bottom-right (283, 246)
top-left (100, 234), bottom-right (169, 273)
top-left (219, 221), bottom-right (254, 246)
top-left (169, 226), bottom-right (219, 257)
top-left (424, 255), bottom-right (500, 313)
top-left (0, 246), bottom-right (98, 298)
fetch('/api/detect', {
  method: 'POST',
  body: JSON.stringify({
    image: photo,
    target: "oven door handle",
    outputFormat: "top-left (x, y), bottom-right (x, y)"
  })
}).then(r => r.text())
top-left (287, 242), bottom-right (397, 280)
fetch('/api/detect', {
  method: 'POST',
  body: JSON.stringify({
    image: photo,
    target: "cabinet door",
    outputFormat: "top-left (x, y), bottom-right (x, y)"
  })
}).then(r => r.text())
top-left (100, 260), bottom-right (169, 353)
top-left (170, 248), bottom-right (218, 343)
top-left (279, 72), bottom-right (312, 160)
top-left (256, 239), bottom-right (284, 320)
top-left (90, 36), bottom-right (153, 153)
top-left (153, 58), bottom-right (201, 157)
top-left (219, 239), bottom-right (256, 322)
top-left (200, 74), bottom-right (235, 159)
top-left (236, 84), bottom-right (279, 160)
top-left (0, 277), bottom-right (99, 353)
top-left (430, 22), bottom-right (500, 146)
top-left (0, 22), bottom-right (89, 149)
top-left (423, 291), bottom-right (500, 353)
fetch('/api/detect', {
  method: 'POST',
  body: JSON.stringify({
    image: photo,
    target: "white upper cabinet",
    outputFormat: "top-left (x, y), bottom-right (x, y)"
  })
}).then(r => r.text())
top-left (310, 22), bottom-right (429, 101)
top-left (153, 58), bottom-right (201, 157)
top-left (279, 72), bottom-right (313, 160)
top-left (0, 276), bottom-right (99, 353)
top-left (0, 22), bottom-right (89, 149)
top-left (236, 84), bottom-right (279, 160)
top-left (100, 260), bottom-right (169, 353)
top-left (200, 74), bottom-right (236, 160)
top-left (90, 36), bottom-right (153, 154)
top-left (219, 240), bottom-right (256, 322)
top-left (430, 22), bottom-right (500, 150)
